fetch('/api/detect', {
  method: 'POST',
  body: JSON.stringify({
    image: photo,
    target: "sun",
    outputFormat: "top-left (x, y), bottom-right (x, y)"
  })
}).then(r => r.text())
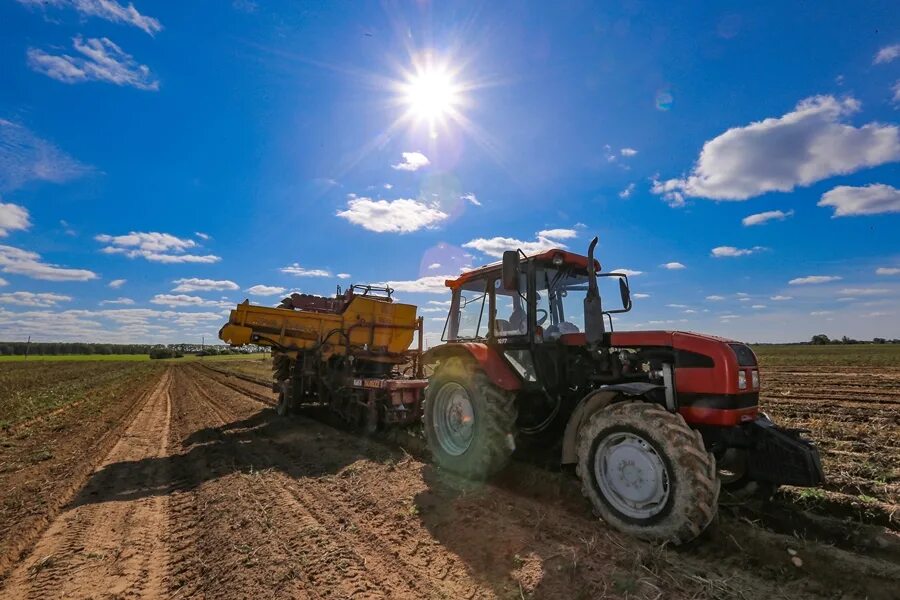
top-left (394, 57), bottom-right (467, 138)
top-left (403, 67), bottom-right (461, 122)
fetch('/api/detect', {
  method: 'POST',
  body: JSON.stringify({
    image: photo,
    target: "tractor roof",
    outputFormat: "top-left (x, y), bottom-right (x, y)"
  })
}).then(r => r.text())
top-left (445, 248), bottom-right (601, 289)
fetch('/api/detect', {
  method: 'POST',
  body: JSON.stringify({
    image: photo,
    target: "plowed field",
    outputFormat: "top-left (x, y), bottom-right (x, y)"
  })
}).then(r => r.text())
top-left (1, 356), bottom-right (898, 599)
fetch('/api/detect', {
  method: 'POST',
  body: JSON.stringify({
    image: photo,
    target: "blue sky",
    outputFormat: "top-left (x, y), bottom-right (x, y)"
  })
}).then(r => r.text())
top-left (1, 0), bottom-right (898, 345)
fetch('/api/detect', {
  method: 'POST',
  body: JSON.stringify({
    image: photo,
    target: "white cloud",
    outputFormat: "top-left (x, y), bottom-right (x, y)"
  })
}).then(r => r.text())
top-left (96, 231), bottom-right (220, 263)
top-left (100, 297), bottom-right (134, 305)
top-left (838, 287), bottom-right (891, 296)
top-left (651, 96), bottom-right (900, 201)
top-left (651, 177), bottom-right (687, 208)
top-left (876, 267), bottom-right (900, 276)
top-left (810, 310), bottom-right (833, 316)
top-left (0, 119), bottom-right (91, 192)
top-left (383, 183), bottom-right (393, 190)
top-left (619, 183), bottom-right (636, 199)
top-left (427, 263), bottom-right (441, 270)
top-left (150, 294), bottom-right (231, 308)
top-left (818, 184), bottom-right (900, 216)
top-left (789, 275), bottom-right (842, 285)
top-left (0, 244), bottom-right (97, 281)
top-left (108, 278), bottom-right (126, 288)
top-left (420, 307), bottom-right (446, 313)
top-left (172, 278), bottom-right (239, 293)
top-left (194, 231), bottom-right (210, 241)
top-left (280, 264), bottom-right (331, 277)
top-left (461, 193), bottom-right (481, 206)
top-left (711, 245), bottom-right (765, 257)
top-left (18, 0), bottom-right (162, 35)
top-left (0, 202), bottom-right (30, 236)
top-left (536, 228), bottom-right (578, 240)
top-left (770, 295), bottom-right (792, 301)
top-left (391, 152), bottom-right (430, 171)
top-left (336, 273), bottom-right (351, 279)
top-left (336, 197), bottom-right (448, 233)
top-left (0, 291), bottom-right (71, 307)
top-left (893, 81), bottom-right (900, 105)
top-left (245, 285), bottom-right (286, 296)
top-left (742, 209), bottom-right (794, 227)
top-left (463, 228), bottom-right (577, 258)
top-left (633, 293), bottom-right (650, 299)
top-left (751, 304), bottom-right (766, 309)
top-left (620, 148), bottom-right (638, 157)
top-left (28, 36), bottom-right (159, 90)
top-left (706, 295), bottom-right (725, 301)
top-left (666, 303), bottom-right (688, 308)
top-left (874, 44), bottom-right (900, 64)
top-left (610, 268), bottom-right (642, 276)
top-left (384, 275), bottom-right (453, 294)
top-left (661, 262), bottom-right (686, 270)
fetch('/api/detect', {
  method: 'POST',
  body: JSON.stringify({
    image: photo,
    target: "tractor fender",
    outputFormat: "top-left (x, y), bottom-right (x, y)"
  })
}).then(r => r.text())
top-left (422, 343), bottom-right (522, 391)
top-left (561, 382), bottom-right (664, 464)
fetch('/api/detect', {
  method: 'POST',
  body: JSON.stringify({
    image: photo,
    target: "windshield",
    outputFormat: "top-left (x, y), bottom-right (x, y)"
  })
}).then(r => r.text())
top-left (535, 267), bottom-right (589, 339)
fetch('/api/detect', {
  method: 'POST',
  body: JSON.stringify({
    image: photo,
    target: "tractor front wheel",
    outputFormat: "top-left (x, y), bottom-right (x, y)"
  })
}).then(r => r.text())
top-left (576, 401), bottom-right (719, 544)
top-left (424, 357), bottom-right (517, 480)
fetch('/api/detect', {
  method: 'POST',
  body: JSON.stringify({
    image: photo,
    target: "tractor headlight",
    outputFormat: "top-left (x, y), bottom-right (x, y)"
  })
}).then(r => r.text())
top-left (751, 369), bottom-right (760, 389)
top-left (552, 253), bottom-right (564, 266)
top-left (738, 370), bottom-right (747, 390)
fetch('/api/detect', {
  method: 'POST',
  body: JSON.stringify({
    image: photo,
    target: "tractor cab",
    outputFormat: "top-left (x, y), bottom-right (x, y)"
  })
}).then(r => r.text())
top-left (442, 245), bottom-right (632, 346)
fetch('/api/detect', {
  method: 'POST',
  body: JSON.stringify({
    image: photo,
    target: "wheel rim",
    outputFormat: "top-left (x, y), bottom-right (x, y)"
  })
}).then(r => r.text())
top-left (593, 432), bottom-right (670, 519)
top-left (432, 382), bottom-right (475, 456)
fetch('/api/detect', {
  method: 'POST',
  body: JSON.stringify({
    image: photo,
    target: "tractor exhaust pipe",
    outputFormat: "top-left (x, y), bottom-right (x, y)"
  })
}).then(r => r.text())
top-left (584, 236), bottom-right (605, 346)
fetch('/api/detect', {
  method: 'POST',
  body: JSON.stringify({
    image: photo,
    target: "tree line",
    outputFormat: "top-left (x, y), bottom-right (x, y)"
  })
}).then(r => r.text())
top-left (0, 342), bottom-right (155, 356)
top-left (0, 342), bottom-right (270, 356)
top-left (809, 335), bottom-right (899, 345)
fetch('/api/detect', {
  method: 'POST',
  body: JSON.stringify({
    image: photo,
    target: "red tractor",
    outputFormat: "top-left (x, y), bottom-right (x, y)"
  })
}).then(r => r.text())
top-left (422, 238), bottom-right (824, 544)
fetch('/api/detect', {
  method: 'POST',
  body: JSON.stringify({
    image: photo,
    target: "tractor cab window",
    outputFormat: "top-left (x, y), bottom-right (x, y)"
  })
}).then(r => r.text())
top-left (534, 267), bottom-right (589, 340)
top-left (449, 278), bottom-right (489, 340)
top-left (494, 275), bottom-right (528, 337)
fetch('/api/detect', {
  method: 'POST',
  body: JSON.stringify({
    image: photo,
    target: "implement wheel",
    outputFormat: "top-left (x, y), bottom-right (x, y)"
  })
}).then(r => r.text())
top-left (275, 381), bottom-right (292, 417)
top-left (718, 449), bottom-right (777, 503)
top-left (576, 401), bottom-right (719, 544)
top-left (424, 357), bottom-right (517, 479)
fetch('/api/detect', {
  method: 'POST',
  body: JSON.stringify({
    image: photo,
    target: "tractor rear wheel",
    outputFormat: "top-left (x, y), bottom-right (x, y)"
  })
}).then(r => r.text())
top-left (576, 401), bottom-right (719, 544)
top-left (424, 357), bottom-right (517, 479)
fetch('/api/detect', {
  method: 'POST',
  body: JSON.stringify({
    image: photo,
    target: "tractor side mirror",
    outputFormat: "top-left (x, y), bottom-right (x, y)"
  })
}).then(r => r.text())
top-left (501, 250), bottom-right (519, 290)
top-left (618, 277), bottom-right (632, 311)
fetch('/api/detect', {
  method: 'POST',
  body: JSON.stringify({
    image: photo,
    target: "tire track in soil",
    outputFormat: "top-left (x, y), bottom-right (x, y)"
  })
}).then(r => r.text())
top-left (176, 365), bottom-right (455, 600)
top-left (1, 370), bottom-right (174, 600)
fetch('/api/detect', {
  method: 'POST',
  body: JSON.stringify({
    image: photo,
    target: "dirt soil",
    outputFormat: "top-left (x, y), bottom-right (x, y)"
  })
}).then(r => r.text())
top-left (2, 363), bottom-right (898, 599)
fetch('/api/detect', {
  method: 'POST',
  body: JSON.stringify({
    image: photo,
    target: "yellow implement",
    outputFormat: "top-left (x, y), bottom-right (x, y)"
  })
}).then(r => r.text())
top-left (219, 292), bottom-right (421, 364)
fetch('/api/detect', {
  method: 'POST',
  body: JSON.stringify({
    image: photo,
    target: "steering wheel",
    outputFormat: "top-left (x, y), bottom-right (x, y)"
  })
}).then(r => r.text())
top-left (536, 308), bottom-right (549, 326)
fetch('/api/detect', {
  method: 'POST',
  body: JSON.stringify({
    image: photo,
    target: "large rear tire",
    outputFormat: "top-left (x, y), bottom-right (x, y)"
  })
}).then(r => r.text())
top-left (424, 357), bottom-right (517, 479)
top-left (576, 401), bottom-right (719, 544)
